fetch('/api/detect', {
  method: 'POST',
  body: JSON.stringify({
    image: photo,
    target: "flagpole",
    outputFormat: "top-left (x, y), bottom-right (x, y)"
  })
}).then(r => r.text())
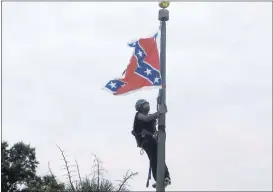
top-left (156, 1), bottom-right (169, 192)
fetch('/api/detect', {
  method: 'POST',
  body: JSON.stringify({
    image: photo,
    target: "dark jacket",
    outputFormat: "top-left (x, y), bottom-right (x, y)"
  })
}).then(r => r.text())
top-left (132, 112), bottom-right (157, 147)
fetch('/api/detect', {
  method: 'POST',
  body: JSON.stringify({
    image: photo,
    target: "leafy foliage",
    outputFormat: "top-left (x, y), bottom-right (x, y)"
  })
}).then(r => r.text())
top-left (1, 141), bottom-right (39, 191)
top-left (21, 175), bottom-right (65, 192)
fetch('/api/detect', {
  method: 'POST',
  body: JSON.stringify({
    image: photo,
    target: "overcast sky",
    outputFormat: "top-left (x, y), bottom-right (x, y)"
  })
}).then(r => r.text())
top-left (2, 2), bottom-right (272, 191)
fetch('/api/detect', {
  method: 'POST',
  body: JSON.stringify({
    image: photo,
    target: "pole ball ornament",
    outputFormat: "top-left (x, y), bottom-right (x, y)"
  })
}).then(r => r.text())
top-left (159, 1), bottom-right (170, 9)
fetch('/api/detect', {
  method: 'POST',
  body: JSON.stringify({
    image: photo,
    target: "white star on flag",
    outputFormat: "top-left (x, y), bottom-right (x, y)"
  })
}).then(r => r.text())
top-left (109, 81), bottom-right (116, 88)
top-left (154, 77), bottom-right (160, 83)
top-left (137, 50), bottom-right (143, 57)
top-left (144, 68), bottom-right (152, 75)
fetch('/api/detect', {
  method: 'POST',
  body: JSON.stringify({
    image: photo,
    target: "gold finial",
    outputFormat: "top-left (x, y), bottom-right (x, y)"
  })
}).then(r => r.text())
top-left (159, 1), bottom-right (170, 9)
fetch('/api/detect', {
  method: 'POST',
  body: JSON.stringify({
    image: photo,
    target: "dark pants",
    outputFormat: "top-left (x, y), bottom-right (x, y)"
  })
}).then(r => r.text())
top-left (142, 138), bottom-right (170, 181)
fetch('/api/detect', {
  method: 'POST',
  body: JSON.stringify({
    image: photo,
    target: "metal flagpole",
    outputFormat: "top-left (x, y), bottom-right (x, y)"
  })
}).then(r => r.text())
top-left (156, 1), bottom-right (169, 192)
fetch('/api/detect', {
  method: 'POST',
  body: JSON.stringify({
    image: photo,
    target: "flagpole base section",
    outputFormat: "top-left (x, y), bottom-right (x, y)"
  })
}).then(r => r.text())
top-left (158, 9), bottom-right (169, 21)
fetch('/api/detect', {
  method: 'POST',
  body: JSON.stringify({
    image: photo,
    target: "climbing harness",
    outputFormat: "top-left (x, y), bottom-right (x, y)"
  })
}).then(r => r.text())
top-left (140, 140), bottom-right (147, 155)
top-left (131, 130), bottom-right (157, 149)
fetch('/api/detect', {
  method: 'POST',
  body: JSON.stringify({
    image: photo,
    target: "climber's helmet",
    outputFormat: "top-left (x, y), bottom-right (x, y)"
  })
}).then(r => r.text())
top-left (135, 99), bottom-right (150, 112)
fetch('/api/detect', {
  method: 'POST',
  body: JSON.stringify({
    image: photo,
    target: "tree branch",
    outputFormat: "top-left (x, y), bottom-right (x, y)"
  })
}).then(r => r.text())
top-left (56, 145), bottom-right (75, 192)
top-left (48, 161), bottom-right (55, 178)
top-left (117, 170), bottom-right (138, 192)
top-left (75, 160), bottom-right (82, 187)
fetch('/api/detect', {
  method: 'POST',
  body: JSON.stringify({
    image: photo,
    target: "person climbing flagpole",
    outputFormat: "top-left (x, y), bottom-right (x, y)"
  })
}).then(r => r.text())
top-left (156, 1), bottom-right (169, 191)
top-left (103, 2), bottom-right (171, 191)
